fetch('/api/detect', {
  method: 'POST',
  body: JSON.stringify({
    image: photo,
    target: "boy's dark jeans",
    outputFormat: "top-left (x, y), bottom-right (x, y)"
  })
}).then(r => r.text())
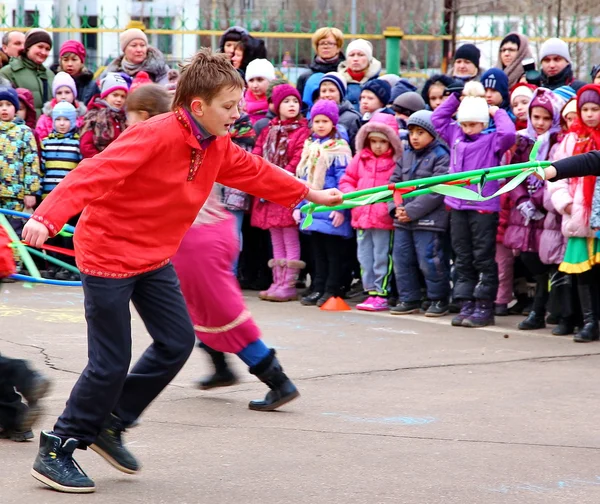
top-left (53, 263), bottom-right (195, 446)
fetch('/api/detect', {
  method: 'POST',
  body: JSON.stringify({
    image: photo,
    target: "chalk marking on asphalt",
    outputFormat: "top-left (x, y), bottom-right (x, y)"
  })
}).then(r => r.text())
top-left (488, 476), bottom-right (600, 495)
top-left (322, 412), bottom-right (436, 425)
top-left (369, 327), bottom-right (418, 335)
top-left (0, 304), bottom-right (84, 323)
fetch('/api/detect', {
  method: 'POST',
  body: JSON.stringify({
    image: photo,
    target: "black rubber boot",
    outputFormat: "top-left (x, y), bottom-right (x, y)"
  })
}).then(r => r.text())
top-left (197, 344), bottom-right (239, 390)
top-left (248, 349), bottom-right (300, 411)
top-left (90, 414), bottom-right (140, 474)
top-left (518, 311), bottom-right (546, 330)
top-left (31, 431), bottom-right (96, 493)
top-left (552, 318), bottom-right (575, 336)
top-left (574, 283), bottom-right (600, 343)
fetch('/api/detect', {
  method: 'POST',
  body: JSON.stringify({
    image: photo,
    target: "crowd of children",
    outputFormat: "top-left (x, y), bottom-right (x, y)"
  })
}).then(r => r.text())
top-left (4, 32), bottom-right (600, 348)
top-left (223, 43), bottom-right (600, 346)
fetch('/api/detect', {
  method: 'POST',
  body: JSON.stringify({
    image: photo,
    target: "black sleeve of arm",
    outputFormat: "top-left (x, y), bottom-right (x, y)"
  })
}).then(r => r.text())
top-left (551, 151), bottom-right (600, 180)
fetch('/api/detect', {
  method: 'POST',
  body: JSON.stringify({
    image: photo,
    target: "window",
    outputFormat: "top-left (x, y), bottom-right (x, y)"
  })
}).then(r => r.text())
top-left (13, 9), bottom-right (37, 27)
top-left (80, 15), bottom-right (98, 51)
top-left (240, 0), bottom-right (255, 10)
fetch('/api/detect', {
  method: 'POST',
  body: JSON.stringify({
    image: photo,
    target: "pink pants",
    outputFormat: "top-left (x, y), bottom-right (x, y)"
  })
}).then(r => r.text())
top-left (495, 243), bottom-right (514, 305)
top-left (270, 226), bottom-right (300, 261)
top-left (171, 214), bottom-right (260, 353)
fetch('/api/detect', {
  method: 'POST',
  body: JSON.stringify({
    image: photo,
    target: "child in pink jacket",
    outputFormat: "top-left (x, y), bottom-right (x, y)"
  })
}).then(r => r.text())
top-left (251, 84), bottom-right (311, 302)
top-left (35, 72), bottom-right (86, 140)
top-left (339, 112), bottom-right (402, 311)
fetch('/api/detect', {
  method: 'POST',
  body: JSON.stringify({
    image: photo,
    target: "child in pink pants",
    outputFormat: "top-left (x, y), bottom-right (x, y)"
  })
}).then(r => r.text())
top-left (172, 188), bottom-right (300, 411)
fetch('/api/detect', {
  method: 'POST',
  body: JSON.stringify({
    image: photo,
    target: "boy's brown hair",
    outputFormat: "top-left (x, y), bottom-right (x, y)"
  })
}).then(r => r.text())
top-left (127, 84), bottom-right (172, 118)
top-left (173, 47), bottom-right (245, 109)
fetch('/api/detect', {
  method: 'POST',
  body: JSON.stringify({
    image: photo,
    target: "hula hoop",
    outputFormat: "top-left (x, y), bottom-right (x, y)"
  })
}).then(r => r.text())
top-left (0, 208), bottom-right (76, 234)
top-left (9, 273), bottom-right (82, 287)
top-left (0, 213), bottom-right (41, 278)
top-left (22, 246), bottom-right (80, 275)
top-left (40, 243), bottom-right (76, 257)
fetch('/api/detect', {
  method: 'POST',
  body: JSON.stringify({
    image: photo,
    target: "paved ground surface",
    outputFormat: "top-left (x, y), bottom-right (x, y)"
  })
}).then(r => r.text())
top-left (1, 284), bottom-right (600, 504)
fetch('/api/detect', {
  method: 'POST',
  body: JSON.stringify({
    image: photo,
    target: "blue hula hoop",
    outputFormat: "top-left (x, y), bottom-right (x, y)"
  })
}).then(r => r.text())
top-left (0, 208), bottom-right (76, 234)
top-left (9, 273), bottom-right (82, 287)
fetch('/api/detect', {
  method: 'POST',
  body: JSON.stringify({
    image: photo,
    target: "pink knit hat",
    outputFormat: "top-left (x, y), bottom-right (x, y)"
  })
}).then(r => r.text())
top-left (59, 40), bottom-right (86, 63)
top-left (272, 84), bottom-right (301, 114)
top-left (311, 99), bottom-right (339, 125)
top-left (52, 71), bottom-right (78, 99)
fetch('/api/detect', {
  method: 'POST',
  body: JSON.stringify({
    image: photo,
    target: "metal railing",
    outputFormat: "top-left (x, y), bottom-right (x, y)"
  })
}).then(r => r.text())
top-left (3, 6), bottom-right (599, 81)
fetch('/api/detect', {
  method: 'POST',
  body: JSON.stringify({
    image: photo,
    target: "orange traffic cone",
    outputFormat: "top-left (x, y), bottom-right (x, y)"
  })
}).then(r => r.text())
top-left (320, 296), bottom-right (351, 311)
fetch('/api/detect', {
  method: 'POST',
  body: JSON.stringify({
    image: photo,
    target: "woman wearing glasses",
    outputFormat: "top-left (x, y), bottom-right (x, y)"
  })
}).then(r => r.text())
top-left (495, 33), bottom-right (532, 87)
top-left (296, 27), bottom-right (346, 103)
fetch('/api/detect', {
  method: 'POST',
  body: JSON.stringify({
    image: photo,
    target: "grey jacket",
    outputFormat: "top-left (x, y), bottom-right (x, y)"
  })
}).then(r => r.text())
top-left (388, 139), bottom-right (450, 233)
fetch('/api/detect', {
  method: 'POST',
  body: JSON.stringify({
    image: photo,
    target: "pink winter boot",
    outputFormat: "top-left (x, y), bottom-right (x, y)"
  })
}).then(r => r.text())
top-left (270, 260), bottom-right (306, 302)
top-left (258, 260), bottom-right (282, 301)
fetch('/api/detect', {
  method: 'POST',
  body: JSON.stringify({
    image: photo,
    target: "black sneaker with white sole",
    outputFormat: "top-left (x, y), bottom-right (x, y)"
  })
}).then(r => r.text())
top-left (90, 414), bottom-right (140, 474)
top-left (425, 300), bottom-right (449, 317)
top-left (31, 431), bottom-right (95, 493)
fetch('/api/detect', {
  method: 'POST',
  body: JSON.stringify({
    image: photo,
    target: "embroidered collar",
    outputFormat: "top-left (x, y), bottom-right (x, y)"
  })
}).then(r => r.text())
top-left (179, 106), bottom-right (215, 150)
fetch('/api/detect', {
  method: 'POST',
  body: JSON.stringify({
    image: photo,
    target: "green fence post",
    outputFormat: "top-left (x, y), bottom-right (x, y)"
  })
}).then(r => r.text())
top-left (383, 27), bottom-right (403, 75)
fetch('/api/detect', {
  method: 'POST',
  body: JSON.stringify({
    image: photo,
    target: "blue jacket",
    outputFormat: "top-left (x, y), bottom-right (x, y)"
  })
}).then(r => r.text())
top-left (297, 133), bottom-right (353, 238)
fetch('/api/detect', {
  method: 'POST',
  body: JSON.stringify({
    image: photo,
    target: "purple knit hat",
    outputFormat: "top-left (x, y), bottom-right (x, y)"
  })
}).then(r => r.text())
top-left (272, 84), bottom-right (301, 114)
top-left (578, 89), bottom-right (600, 109)
top-left (310, 99), bottom-right (339, 125)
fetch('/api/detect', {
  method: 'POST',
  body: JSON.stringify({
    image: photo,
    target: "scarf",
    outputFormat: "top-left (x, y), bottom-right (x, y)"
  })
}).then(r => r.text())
top-left (229, 114), bottom-right (256, 152)
top-left (296, 135), bottom-right (352, 190)
top-left (110, 47), bottom-right (168, 82)
top-left (495, 33), bottom-right (532, 88)
top-left (81, 100), bottom-right (127, 152)
top-left (568, 117), bottom-right (600, 221)
top-left (315, 54), bottom-right (341, 66)
top-left (541, 65), bottom-right (575, 90)
top-left (262, 117), bottom-right (307, 169)
top-left (244, 90), bottom-right (269, 122)
top-left (347, 68), bottom-right (367, 83)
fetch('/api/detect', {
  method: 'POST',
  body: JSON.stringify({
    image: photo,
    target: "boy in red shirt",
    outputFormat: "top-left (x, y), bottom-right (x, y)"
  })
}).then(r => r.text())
top-left (23, 48), bottom-right (342, 494)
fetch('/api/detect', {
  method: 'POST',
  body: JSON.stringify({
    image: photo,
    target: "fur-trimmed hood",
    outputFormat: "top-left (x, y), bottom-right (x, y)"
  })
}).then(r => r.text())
top-left (42, 98), bottom-right (87, 118)
top-left (355, 113), bottom-right (402, 160)
top-left (338, 58), bottom-right (382, 84)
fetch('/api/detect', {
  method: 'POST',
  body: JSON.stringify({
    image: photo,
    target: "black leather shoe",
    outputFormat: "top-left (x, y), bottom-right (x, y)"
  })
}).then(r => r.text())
top-left (301, 291), bottom-right (323, 306)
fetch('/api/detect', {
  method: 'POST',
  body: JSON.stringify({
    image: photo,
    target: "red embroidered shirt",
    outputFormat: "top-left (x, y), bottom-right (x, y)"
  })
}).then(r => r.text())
top-left (32, 108), bottom-right (309, 277)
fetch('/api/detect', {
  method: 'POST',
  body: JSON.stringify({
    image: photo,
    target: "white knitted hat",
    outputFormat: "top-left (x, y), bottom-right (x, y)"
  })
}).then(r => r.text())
top-left (456, 81), bottom-right (489, 127)
top-left (346, 39), bottom-right (373, 61)
top-left (245, 58), bottom-right (276, 82)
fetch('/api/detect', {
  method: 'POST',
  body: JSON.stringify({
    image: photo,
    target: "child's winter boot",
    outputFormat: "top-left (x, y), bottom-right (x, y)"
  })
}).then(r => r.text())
top-left (574, 284), bottom-right (599, 343)
top-left (451, 300), bottom-right (475, 326)
top-left (270, 260), bottom-right (305, 302)
top-left (258, 259), bottom-right (282, 300)
top-left (248, 349), bottom-right (300, 411)
top-left (462, 300), bottom-right (495, 328)
top-left (196, 344), bottom-right (239, 389)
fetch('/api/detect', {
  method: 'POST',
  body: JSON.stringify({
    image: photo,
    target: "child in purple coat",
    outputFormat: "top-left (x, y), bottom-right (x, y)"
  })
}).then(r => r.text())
top-left (432, 81), bottom-right (516, 327)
